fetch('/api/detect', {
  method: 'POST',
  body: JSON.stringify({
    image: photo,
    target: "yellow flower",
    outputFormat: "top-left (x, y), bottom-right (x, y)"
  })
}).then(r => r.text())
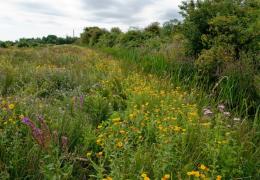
top-left (86, 151), bottom-right (92, 157)
top-left (199, 164), bottom-right (209, 171)
top-left (119, 130), bottom-right (126, 134)
top-left (102, 176), bottom-right (113, 180)
top-left (19, 114), bottom-right (24, 119)
top-left (141, 172), bottom-right (150, 179)
top-left (161, 174), bottom-right (170, 180)
top-left (141, 173), bottom-right (147, 178)
top-left (8, 104), bottom-right (15, 110)
top-left (96, 151), bottom-right (103, 158)
top-left (96, 139), bottom-right (103, 145)
top-left (216, 175), bottom-right (222, 180)
top-left (112, 117), bottom-right (121, 123)
top-left (187, 171), bottom-right (200, 177)
top-left (116, 141), bottom-right (123, 148)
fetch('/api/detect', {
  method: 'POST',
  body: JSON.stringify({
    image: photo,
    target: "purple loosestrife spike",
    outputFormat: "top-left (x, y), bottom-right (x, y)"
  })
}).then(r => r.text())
top-left (32, 127), bottom-right (45, 147)
top-left (22, 117), bottom-right (35, 128)
top-left (37, 115), bottom-right (51, 148)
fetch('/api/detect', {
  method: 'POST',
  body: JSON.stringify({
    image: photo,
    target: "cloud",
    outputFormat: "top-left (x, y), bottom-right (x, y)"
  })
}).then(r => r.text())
top-left (80, 0), bottom-right (155, 24)
top-left (160, 8), bottom-right (181, 21)
top-left (17, 1), bottom-right (65, 17)
top-left (0, 0), bottom-right (183, 41)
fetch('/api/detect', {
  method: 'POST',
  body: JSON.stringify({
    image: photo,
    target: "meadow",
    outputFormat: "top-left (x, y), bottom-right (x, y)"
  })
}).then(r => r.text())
top-left (0, 45), bottom-right (259, 179)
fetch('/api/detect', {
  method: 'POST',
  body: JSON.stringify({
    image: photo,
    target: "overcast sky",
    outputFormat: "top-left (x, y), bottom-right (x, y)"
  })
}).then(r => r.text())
top-left (0, 0), bottom-right (182, 41)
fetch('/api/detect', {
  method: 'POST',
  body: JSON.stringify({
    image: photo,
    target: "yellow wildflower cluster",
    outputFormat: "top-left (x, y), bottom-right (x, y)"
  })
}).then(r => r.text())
top-left (141, 172), bottom-right (150, 180)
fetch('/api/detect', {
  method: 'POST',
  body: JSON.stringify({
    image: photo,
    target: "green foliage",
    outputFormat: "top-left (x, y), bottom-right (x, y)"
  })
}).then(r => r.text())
top-left (0, 36), bottom-right (77, 48)
top-left (80, 27), bottom-right (107, 46)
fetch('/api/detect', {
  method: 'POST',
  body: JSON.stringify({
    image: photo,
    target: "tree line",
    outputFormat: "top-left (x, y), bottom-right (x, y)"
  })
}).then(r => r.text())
top-left (0, 35), bottom-right (77, 48)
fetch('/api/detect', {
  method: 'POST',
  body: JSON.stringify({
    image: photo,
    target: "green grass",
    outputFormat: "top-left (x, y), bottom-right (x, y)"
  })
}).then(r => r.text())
top-left (0, 45), bottom-right (259, 179)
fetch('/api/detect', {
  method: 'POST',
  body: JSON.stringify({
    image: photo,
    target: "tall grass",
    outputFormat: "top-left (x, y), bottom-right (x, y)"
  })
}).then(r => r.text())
top-left (99, 47), bottom-right (259, 119)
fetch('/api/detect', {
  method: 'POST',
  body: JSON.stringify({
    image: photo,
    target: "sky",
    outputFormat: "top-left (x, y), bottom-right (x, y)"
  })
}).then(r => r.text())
top-left (0, 0), bottom-right (183, 41)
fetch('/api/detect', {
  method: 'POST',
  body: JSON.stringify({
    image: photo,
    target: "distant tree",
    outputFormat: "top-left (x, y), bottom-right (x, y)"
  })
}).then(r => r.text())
top-left (162, 19), bottom-right (181, 36)
top-left (0, 41), bottom-right (7, 48)
top-left (80, 27), bottom-right (107, 46)
top-left (111, 27), bottom-right (122, 34)
top-left (144, 22), bottom-right (161, 36)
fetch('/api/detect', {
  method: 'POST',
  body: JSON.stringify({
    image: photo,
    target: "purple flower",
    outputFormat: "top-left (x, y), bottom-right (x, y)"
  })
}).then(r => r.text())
top-left (22, 117), bottom-right (30, 124)
top-left (32, 127), bottom-right (44, 146)
top-left (33, 127), bottom-right (43, 137)
top-left (22, 117), bottom-right (35, 128)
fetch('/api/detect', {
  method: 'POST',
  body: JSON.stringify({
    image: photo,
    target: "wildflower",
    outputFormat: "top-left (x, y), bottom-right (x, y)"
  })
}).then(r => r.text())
top-left (187, 170), bottom-right (200, 177)
top-left (223, 111), bottom-right (230, 117)
top-left (233, 117), bottom-right (241, 122)
top-left (161, 174), bottom-right (170, 180)
top-left (86, 151), bottom-right (92, 157)
top-left (141, 172), bottom-right (150, 180)
top-left (32, 127), bottom-right (44, 147)
top-left (116, 141), bottom-right (123, 148)
top-left (217, 104), bottom-right (225, 112)
top-left (203, 108), bottom-right (213, 116)
top-left (102, 176), bottom-right (113, 180)
top-left (22, 117), bottom-right (35, 128)
top-left (96, 138), bottom-right (103, 145)
top-left (112, 117), bottom-right (121, 123)
top-left (119, 130), bottom-right (126, 134)
top-left (8, 104), bottom-right (15, 110)
top-left (96, 151), bottom-right (103, 158)
top-left (216, 175), bottom-right (222, 180)
top-left (200, 173), bottom-right (206, 179)
top-left (19, 114), bottom-right (24, 119)
top-left (199, 164), bottom-right (209, 171)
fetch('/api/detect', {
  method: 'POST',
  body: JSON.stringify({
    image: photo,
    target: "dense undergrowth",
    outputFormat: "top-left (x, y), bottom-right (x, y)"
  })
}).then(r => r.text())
top-left (0, 46), bottom-right (259, 179)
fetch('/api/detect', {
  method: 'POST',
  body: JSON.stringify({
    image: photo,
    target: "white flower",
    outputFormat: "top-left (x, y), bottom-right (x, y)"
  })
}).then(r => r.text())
top-left (223, 111), bottom-right (231, 117)
top-left (218, 104), bottom-right (225, 112)
top-left (233, 117), bottom-right (241, 121)
top-left (203, 108), bottom-right (213, 116)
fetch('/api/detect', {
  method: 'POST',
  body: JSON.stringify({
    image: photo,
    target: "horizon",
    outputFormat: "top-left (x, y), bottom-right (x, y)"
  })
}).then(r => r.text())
top-left (0, 0), bottom-right (182, 41)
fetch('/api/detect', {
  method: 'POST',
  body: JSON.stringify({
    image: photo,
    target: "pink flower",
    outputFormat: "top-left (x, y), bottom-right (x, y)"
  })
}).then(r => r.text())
top-left (218, 104), bottom-right (225, 112)
top-left (203, 108), bottom-right (213, 116)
